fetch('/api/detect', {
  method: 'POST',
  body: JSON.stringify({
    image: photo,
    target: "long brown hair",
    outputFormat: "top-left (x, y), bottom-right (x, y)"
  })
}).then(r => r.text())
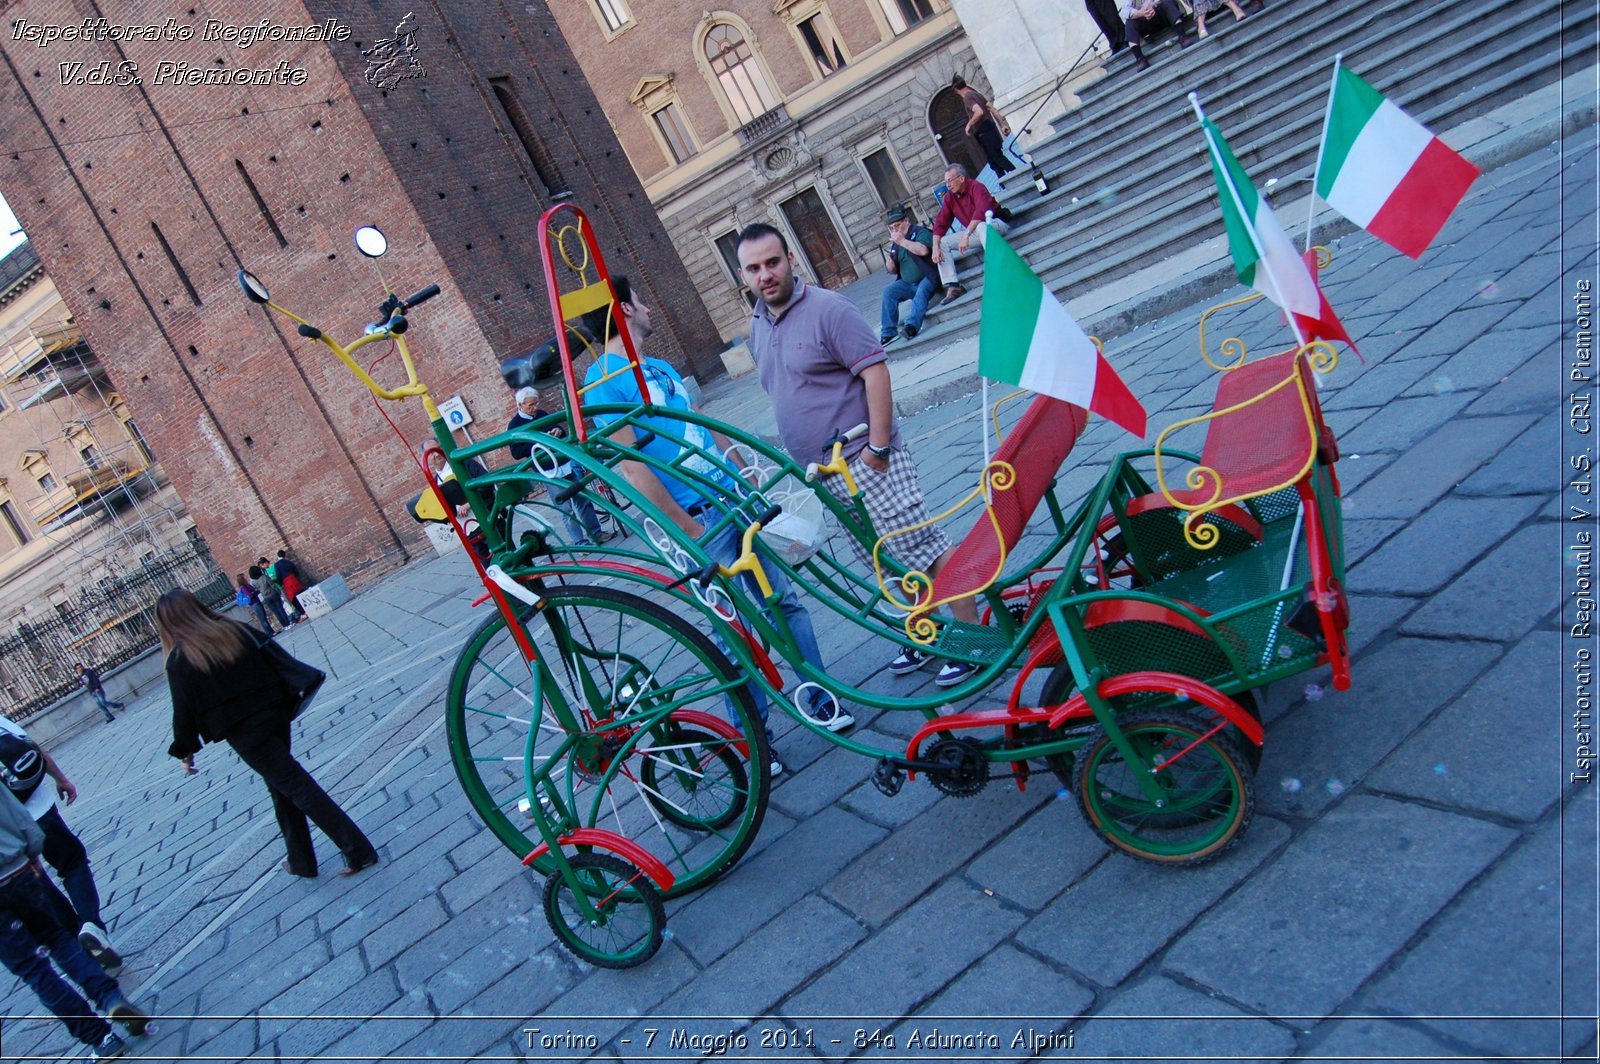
top-left (155, 588), bottom-right (251, 673)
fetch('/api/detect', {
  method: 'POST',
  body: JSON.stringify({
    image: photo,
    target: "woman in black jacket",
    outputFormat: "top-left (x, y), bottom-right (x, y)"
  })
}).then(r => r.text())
top-left (157, 589), bottom-right (378, 879)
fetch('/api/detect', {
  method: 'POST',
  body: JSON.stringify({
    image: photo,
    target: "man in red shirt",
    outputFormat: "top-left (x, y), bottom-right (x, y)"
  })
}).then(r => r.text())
top-left (930, 163), bottom-right (1011, 305)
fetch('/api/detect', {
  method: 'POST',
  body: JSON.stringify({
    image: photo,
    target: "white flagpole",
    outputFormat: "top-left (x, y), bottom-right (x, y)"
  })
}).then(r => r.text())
top-left (1305, 52), bottom-right (1344, 253)
top-left (1190, 92), bottom-right (1309, 348)
top-left (980, 374), bottom-right (992, 501)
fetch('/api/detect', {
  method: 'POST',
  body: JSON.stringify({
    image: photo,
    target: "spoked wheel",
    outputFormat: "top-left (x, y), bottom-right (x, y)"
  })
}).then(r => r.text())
top-left (543, 853), bottom-right (665, 969)
top-left (446, 584), bottom-right (769, 898)
top-left (1073, 706), bottom-right (1254, 864)
top-left (638, 727), bottom-right (748, 830)
top-left (1038, 665), bottom-right (1263, 784)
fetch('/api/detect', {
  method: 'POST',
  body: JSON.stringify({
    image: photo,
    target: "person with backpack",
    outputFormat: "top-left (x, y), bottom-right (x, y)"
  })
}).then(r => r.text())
top-left (258, 555), bottom-right (302, 623)
top-left (0, 784), bottom-right (150, 1061)
top-left (0, 719), bottom-right (122, 970)
top-left (235, 573), bottom-right (274, 637)
top-left (879, 204), bottom-right (940, 345)
top-left (249, 564), bottom-right (290, 630)
top-left (269, 551), bottom-right (307, 621)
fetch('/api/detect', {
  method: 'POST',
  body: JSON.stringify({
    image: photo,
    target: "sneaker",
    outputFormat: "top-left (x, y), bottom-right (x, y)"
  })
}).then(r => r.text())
top-left (881, 332), bottom-right (901, 347)
top-left (102, 991), bottom-right (150, 1037)
top-left (811, 699), bottom-right (856, 734)
top-left (763, 728), bottom-right (786, 777)
top-left (88, 1032), bottom-right (126, 1061)
top-left (888, 647), bottom-right (930, 675)
top-left (935, 661), bottom-right (979, 687)
top-left (78, 924), bottom-right (121, 969)
top-left (901, 323), bottom-right (919, 339)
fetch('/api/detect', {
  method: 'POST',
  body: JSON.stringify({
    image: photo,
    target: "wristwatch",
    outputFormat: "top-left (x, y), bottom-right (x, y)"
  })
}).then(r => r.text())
top-left (866, 442), bottom-right (893, 459)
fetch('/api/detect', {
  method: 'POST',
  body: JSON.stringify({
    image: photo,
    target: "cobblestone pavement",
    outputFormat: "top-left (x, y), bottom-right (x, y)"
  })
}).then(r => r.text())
top-left (0, 129), bottom-right (1593, 1063)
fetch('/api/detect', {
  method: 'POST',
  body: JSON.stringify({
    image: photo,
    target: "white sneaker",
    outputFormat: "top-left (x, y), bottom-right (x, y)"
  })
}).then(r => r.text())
top-left (79, 923), bottom-right (121, 969)
top-left (888, 648), bottom-right (930, 675)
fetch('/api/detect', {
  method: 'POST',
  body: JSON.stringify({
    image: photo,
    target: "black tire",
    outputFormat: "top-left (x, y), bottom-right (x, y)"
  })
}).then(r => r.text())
top-left (446, 584), bottom-right (768, 898)
top-left (543, 853), bottom-right (665, 969)
top-left (1040, 664), bottom-right (1263, 777)
top-left (1073, 706), bottom-right (1254, 864)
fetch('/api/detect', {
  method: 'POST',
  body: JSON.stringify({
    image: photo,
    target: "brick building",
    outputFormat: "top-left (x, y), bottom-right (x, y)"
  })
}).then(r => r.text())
top-left (0, 1), bottom-right (722, 585)
top-left (545, 0), bottom-right (1001, 340)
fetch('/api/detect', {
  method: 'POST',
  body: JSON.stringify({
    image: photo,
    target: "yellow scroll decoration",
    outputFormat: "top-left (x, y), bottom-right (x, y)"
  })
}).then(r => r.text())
top-left (872, 459), bottom-right (1017, 644)
top-left (1153, 340), bottom-right (1339, 551)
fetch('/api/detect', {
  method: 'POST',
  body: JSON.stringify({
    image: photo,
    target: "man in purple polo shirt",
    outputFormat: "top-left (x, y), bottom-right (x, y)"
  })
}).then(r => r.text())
top-left (735, 223), bottom-right (978, 687)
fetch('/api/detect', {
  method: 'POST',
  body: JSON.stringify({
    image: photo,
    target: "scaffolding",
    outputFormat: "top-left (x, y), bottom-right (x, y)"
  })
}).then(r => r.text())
top-left (0, 241), bottom-right (226, 717)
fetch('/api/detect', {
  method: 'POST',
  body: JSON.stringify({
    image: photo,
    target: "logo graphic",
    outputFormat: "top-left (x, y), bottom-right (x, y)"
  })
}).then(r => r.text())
top-left (362, 13), bottom-right (425, 90)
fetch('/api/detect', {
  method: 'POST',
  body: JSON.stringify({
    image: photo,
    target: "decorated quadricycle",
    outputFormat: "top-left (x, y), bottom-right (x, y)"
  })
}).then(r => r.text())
top-left (236, 202), bottom-right (1352, 969)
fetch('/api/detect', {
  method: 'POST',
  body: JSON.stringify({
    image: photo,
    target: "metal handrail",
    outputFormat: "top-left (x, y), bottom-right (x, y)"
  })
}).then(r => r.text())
top-left (1002, 32), bottom-right (1105, 161)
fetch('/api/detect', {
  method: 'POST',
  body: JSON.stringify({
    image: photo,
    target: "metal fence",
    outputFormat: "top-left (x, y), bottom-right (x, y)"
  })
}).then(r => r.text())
top-left (0, 541), bottom-right (231, 720)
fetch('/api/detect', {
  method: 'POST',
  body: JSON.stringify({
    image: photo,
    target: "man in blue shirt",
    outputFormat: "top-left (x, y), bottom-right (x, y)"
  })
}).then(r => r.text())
top-left (581, 277), bottom-right (849, 774)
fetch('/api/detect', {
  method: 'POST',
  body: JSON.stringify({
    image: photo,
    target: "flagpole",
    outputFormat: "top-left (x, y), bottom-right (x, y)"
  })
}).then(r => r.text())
top-left (1305, 52), bottom-right (1343, 253)
top-left (1189, 92), bottom-right (1309, 348)
top-left (980, 374), bottom-right (992, 502)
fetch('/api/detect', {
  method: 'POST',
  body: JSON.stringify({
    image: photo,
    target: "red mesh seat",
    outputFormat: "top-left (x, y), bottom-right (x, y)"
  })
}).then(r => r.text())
top-left (918, 397), bottom-right (1088, 614)
top-left (1166, 349), bottom-right (1325, 507)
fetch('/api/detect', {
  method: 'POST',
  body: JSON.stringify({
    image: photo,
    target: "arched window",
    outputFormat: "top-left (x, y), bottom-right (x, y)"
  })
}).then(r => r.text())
top-left (704, 22), bottom-right (779, 126)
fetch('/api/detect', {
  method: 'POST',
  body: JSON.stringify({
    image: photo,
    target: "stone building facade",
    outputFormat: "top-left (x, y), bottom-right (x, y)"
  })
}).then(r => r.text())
top-left (0, 1), bottom-right (723, 585)
top-left (547, 0), bottom-right (1003, 341)
top-left (0, 242), bottom-right (195, 623)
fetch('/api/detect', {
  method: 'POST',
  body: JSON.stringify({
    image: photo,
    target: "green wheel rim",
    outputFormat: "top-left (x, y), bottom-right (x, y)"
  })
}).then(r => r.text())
top-left (446, 584), bottom-right (769, 898)
top-left (543, 852), bottom-right (664, 968)
top-left (1074, 705), bottom-right (1253, 863)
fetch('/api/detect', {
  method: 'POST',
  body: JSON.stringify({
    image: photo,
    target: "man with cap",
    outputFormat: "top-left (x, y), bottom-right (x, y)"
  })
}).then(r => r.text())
top-left (879, 205), bottom-right (939, 345)
top-left (0, 717), bottom-right (121, 968)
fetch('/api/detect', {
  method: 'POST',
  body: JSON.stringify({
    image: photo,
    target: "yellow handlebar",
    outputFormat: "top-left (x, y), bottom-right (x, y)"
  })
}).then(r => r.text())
top-left (714, 518), bottom-right (775, 598)
top-left (260, 297), bottom-right (439, 419)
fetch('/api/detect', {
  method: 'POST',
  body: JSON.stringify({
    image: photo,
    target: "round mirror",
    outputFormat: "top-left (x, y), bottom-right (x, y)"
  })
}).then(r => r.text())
top-left (354, 226), bottom-right (388, 258)
top-left (237, 269), bottom-right (270, 304)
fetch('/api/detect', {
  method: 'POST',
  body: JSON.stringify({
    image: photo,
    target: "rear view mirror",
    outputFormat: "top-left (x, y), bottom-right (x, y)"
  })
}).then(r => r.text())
top-left (237, 269), bottom-right (270, 304)
top-left (354, 226), bottom-right (388, 258)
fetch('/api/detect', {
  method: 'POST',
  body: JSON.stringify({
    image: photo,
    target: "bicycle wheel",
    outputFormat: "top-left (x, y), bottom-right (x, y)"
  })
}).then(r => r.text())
top-left (1038, 664), bottom-right (1262, 780)
top-left (638, 727), bottom-right (748, 830)
top-left (1073, 705), bottom-right (1253, 864)
top-left (543, 853), bottom-right (664, 969)
top-left (446, 584), bottom-right (769, 898)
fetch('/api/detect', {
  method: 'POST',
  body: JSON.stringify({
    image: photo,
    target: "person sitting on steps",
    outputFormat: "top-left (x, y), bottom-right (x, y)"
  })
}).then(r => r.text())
top-left (1193, 0), bottom-right (1253, 37)
top-left (879, 204), bottom-right (939, 345)
top-left (1122, 0), bottom-right (1192, 70)
top-left (930, 163), bottom-right (1011, 307)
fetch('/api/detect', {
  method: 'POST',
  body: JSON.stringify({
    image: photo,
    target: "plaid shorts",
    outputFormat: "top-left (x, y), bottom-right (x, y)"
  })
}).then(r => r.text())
top-left (822, 441), bottom-right (951, 575)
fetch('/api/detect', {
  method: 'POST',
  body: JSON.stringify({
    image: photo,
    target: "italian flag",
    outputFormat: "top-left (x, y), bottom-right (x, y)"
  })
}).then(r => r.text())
top-left (979, 234), bottom-right (1146, 438)
top-left (1200, 113), bottom-right (1322, 321)
top-left (1315, 64), bottom-right (1480, 259)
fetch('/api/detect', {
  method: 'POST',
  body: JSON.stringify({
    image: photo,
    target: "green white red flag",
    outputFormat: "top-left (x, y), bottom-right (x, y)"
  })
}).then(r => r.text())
top-left (978, 234), bottom-right (1146, 438)
top-left (1315, 64), bottom-right (1480, 259)
top-left (1294, 248), bottom-right (1360, 359)
top-left (1197, 111), bottom-right (1322, 323)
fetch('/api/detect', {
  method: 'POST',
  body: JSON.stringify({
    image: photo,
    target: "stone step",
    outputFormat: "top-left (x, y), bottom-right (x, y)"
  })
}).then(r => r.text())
top-left (1009, 0), bottom-right (1550, 212)
top-left (884, 0), bottom-right (1585, 356)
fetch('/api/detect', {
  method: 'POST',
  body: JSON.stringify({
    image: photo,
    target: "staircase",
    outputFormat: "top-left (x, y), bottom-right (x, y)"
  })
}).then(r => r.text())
top-left (893, 0), bottom-right (1591, 349)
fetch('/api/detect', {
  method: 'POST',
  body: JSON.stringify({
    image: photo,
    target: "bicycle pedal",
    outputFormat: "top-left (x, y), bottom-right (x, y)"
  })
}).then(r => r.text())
top-left (871, 758), bottom-right (906, 797)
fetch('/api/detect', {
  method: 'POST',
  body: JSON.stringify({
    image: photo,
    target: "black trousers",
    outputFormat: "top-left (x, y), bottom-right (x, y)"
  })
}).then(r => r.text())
top-left (1085, 0), bottom-right (1128, 49)
top-left (37, 806), bottom-right (103, 929)
top-left (1126, 0), bottom-right (1187, 47)
top-left (226, 720), bottom-right (375, 875)
top-left (972, 120), bottom-right (1016, 178)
